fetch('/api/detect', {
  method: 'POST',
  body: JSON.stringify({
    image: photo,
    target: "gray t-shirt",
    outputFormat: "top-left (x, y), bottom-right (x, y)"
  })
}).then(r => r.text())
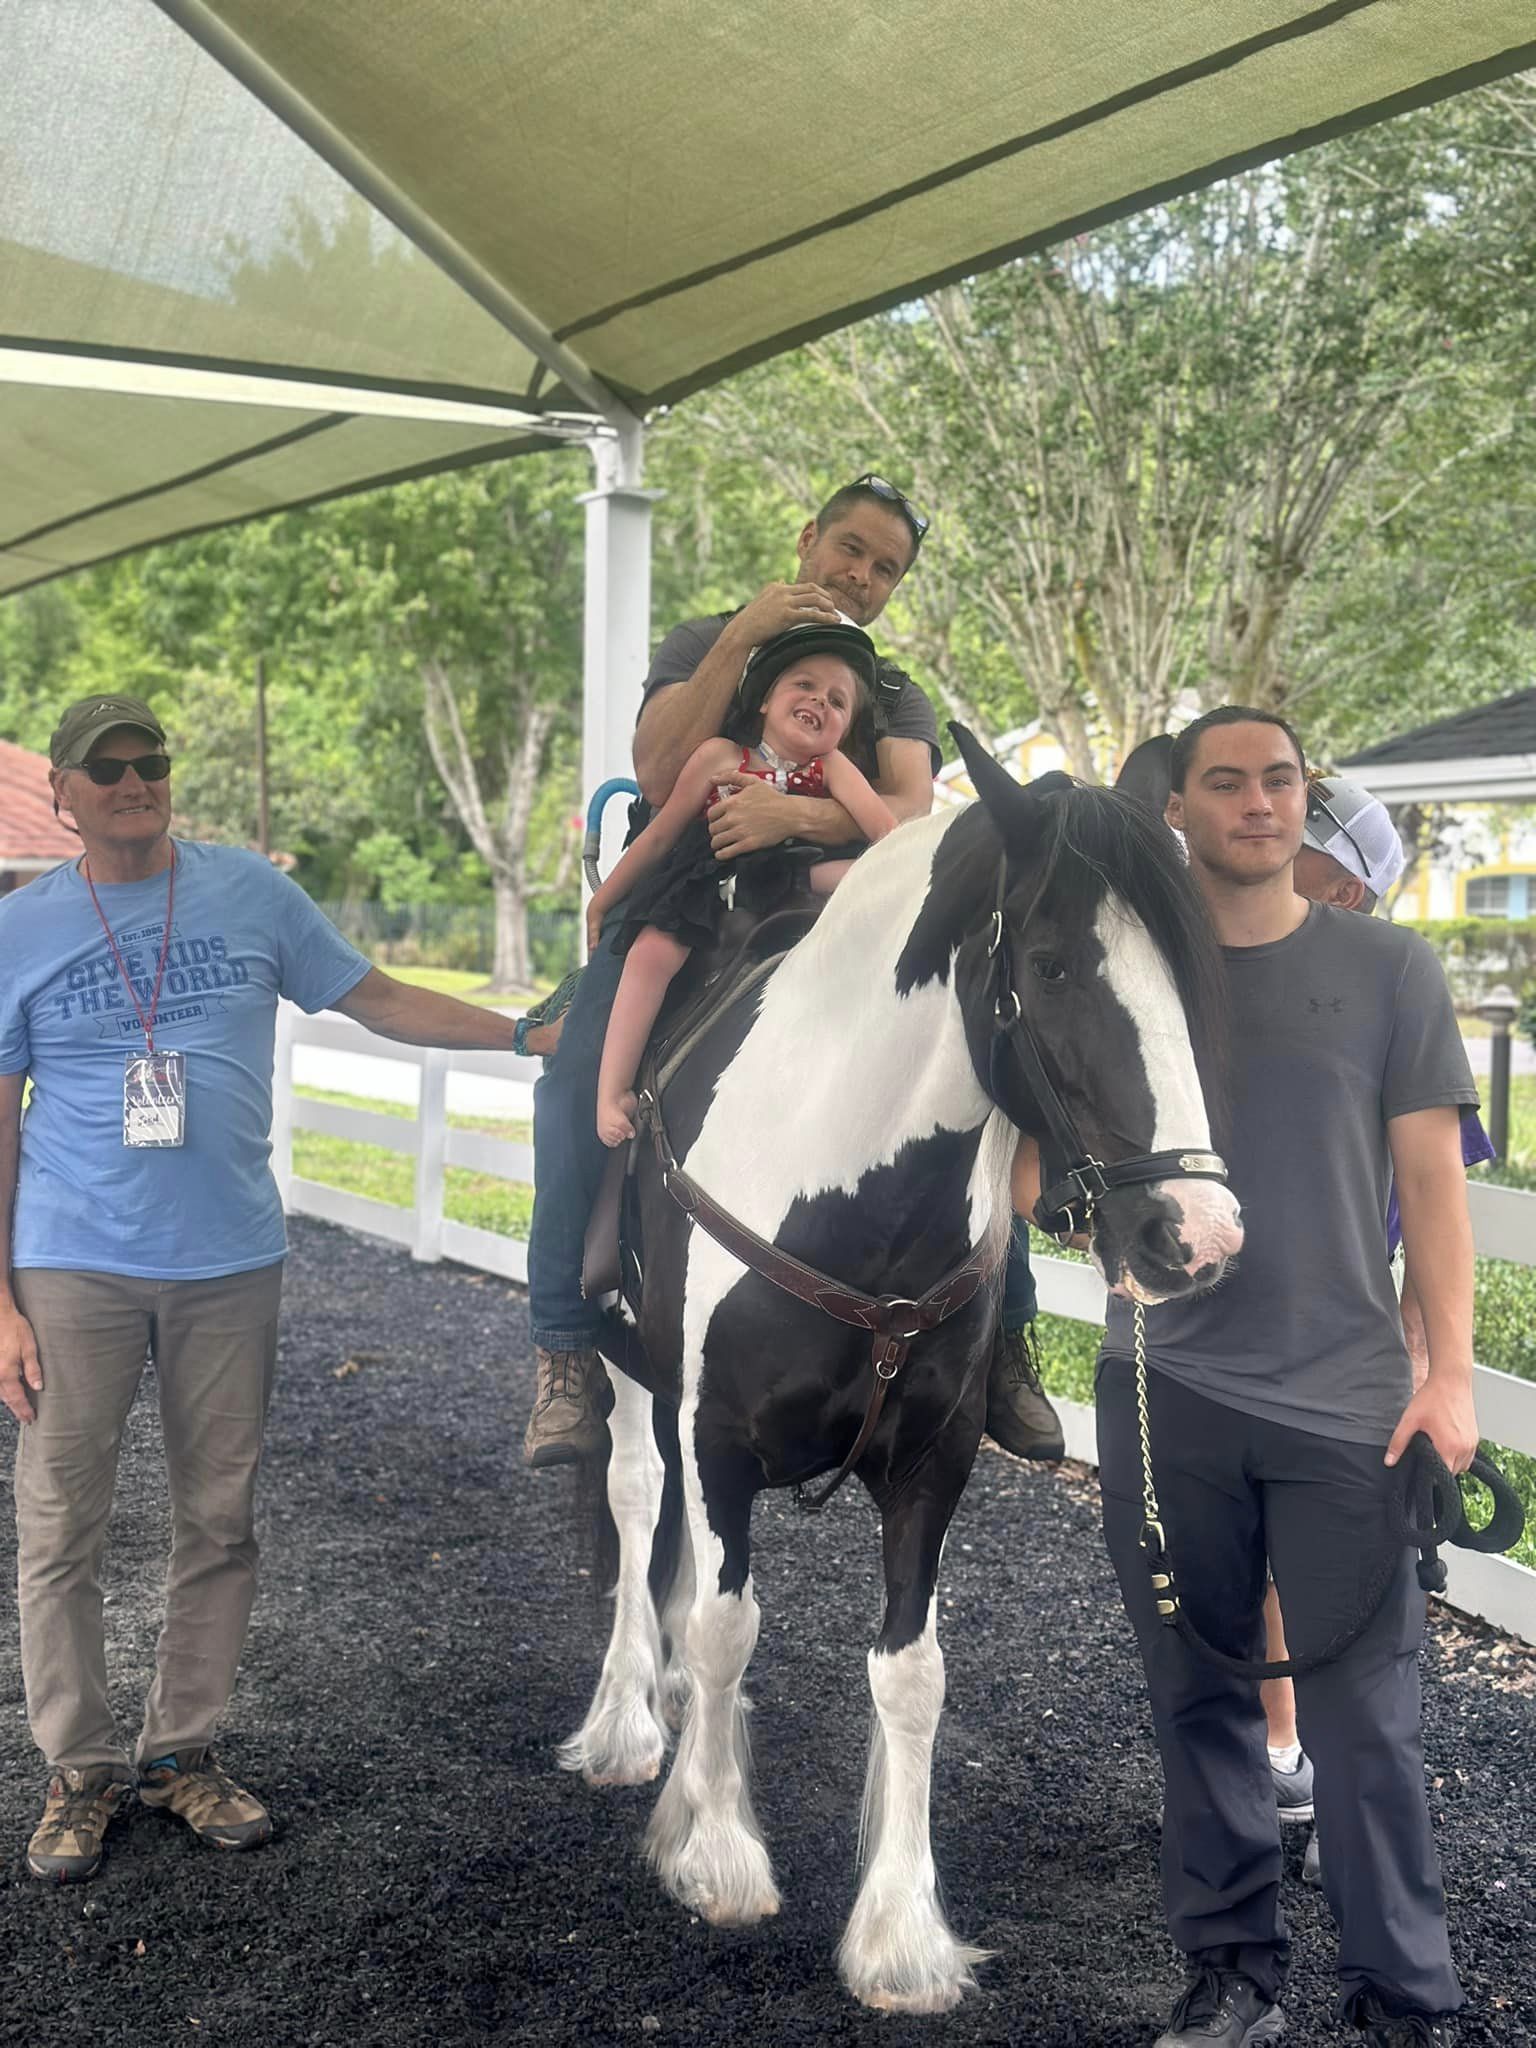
top-left (1103, 904), bottom-right (1477, 1444)
top-left (640, 611), bottom-right (942, 775)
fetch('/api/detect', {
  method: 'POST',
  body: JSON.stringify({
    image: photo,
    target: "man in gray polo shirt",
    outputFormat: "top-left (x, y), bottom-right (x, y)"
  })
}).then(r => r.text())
top-left (1090, 709), bottom-right (1478, 2047)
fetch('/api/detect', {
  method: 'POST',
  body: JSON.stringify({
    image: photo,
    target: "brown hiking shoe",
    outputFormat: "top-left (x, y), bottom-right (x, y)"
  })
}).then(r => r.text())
top-left (27, 1765), bottom-right (135, 1883)
top-left (523, 1346), bottom-right (611, 1468)
top-left (985, 1324), bottom-right (1066, 1462)
top-left (138, 1749), bottom-right (272, 1850)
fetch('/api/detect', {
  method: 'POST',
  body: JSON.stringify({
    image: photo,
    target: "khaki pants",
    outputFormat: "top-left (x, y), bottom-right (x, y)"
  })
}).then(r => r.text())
top-left (11, 1262), bottom-right (282, 1772)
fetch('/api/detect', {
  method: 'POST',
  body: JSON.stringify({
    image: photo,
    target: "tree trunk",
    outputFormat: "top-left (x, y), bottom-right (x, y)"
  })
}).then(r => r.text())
top-left (489, 867), bottom-right (530, 993)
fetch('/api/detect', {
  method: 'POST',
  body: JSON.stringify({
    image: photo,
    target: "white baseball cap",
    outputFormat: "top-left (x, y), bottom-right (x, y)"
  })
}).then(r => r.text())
top-left (1301, 776), bottom-right (1405, 897)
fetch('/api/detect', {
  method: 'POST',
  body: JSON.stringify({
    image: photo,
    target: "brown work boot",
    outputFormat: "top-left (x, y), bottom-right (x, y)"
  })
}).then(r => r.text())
top-left (138, 1749), bottom-right (272, 1850)
top-left (985, 1323), bottom-right (1066, 1462)
top-left (523, 1346), bottom-right (611, 1468)
top-left (27, 1764), bottom-right (135, 1883)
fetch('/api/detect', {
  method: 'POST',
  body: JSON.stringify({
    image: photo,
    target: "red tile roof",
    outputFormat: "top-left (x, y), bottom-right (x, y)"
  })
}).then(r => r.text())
top-left (0, 739), bottom-right (79, 864)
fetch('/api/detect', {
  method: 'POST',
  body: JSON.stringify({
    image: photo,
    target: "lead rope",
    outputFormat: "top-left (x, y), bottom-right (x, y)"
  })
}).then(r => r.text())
top-left (1130, 1301), bottom-right (1524, 1680)
top-left (1132, 1301), bottom-right (1177, 1621)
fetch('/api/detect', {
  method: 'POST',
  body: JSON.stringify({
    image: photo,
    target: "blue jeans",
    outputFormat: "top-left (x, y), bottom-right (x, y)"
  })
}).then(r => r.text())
top-left (527, 916), bottom-right (628, 1352)
top-left (1001, 1216), bottom-right (1037, 1331)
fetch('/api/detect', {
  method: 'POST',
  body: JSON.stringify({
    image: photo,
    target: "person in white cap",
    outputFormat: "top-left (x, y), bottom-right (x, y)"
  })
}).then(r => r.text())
top-left (1294, 774), bottom-right (1408, 913)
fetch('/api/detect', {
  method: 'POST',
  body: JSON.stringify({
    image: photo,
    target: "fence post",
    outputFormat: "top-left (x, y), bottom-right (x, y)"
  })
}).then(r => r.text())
top-left (414, 1048), bottom-right (448, 1263)
top-left (272, 1001), bottom-right (295, 1211)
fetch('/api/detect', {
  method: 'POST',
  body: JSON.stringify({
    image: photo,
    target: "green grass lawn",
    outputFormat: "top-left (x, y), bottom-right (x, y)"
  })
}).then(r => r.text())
top-left (365, 963), bottom-right (561, 1006)
top-left (290, 1086), bottom-right (532, 1238)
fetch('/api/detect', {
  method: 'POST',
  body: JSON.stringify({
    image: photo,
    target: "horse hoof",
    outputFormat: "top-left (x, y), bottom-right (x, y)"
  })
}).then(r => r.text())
top-left (861, 1984), bottom-right (966, 2016)
top-left (698, 1890), bottom-right (780, 1928)
top-left (585, 1756), bottom-right (661, 1787)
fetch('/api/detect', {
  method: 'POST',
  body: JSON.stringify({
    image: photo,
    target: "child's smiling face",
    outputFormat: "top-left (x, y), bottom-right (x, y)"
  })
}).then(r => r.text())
top-left (759, 655), bottom-right (861, 763)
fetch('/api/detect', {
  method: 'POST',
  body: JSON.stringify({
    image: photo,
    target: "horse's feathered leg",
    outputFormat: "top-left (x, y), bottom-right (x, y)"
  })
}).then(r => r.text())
top-left (645, 1427), bottom-right (777, 1927)
top-left (558, 1367), bottom-right (670, 1786)
top-left (838, 1458), bottom-right (989, 2013)
top-left (645, 1394), bottom-right (695, 1730)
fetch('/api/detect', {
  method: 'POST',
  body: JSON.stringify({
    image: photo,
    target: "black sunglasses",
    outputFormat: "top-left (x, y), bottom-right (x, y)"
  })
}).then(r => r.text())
top-left (69, 752), bottom-right (173, 787)
top-left (849, 473), bottom-right (929, 543)
top-left (1305, 780), bottom-right (1372, 883)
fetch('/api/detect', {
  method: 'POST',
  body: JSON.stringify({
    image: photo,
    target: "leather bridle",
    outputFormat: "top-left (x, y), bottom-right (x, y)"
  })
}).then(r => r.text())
top-left (980, 860), bottom-right (1229, 1239)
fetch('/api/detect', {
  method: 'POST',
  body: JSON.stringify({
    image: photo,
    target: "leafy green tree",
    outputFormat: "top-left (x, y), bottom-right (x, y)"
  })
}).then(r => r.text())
top-left (669, 76), bottom-right (1536, 777)
top-left (312, 453), bottom-right (587, 990)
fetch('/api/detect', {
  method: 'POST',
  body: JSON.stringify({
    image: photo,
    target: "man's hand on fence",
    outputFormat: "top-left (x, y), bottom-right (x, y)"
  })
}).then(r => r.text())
top-left (0, 1303), bottom-right (43, 1425)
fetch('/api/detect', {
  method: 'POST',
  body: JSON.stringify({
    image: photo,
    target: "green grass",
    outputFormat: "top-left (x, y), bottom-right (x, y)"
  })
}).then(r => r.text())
top-left (1481, 1073), bottom-right (1535, 1190)
top-left (364, 964), bottom-right (524, 1006)
top-left (290, 1086), bottom-right (532, 1239)
top-left (294, 1084), bottom-right (530, 1144)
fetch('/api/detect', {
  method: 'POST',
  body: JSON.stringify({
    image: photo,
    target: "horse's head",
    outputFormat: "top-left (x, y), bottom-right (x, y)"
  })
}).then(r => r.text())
top-left (948, 726), bottom-right (1243, 1305)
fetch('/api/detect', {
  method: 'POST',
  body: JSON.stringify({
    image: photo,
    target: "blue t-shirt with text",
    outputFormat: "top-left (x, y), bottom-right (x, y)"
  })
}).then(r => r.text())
top-left (0, 841), bottom-right (369, 1279)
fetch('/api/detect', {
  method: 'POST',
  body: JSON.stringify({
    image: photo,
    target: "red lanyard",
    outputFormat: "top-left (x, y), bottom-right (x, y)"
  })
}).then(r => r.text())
top-left (83, 844), bottom-right (177, 1054)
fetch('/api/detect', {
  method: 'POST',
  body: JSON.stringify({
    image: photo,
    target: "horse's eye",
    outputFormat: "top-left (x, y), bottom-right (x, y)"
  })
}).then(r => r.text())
top-left (1030, 955), bottom-right (1067, 986)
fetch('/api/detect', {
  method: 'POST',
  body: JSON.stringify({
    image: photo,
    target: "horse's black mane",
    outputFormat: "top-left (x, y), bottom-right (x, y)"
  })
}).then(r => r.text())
top-left (1031, 781), bottom-right (1228, 1109)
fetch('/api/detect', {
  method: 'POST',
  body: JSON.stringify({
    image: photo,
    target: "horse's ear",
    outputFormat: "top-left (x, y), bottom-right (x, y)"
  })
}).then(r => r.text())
top-left (948, 722), bottom-right (1060, 846)
top-left (1114, 734), bottom-right (1175, 826)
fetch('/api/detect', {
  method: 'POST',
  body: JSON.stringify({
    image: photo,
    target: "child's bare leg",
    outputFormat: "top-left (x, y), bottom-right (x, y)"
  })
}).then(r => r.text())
top-left (597, 927), bottom-right (691, 1146)
top-left (808, 859), bottom-right (855, 896)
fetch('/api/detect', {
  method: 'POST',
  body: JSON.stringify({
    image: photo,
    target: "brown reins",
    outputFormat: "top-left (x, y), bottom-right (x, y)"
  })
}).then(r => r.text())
top-left (636, 1082), bottom-right (999, 1512)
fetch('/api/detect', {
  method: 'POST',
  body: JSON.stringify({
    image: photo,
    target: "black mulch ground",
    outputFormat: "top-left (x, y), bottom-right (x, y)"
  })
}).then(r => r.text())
top-left (3, 1216), bottom-right (1534, 2048)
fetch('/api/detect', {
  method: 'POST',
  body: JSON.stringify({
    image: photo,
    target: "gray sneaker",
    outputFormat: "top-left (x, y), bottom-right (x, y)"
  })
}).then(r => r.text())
top-left (27, 1765), bottom-right (135, 1883)
top-left (1301, 1827), bottom-right (1322, 1889)
top-left (1270, 1748), bottom-right (1314, 1825)
top-left (523, 1346), bottom-right (611, 1467)
top-left (1155, 1968), bottom-right (1285, 2046)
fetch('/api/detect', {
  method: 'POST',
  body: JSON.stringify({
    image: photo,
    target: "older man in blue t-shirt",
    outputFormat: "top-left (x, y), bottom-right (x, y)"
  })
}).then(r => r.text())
top-left (0, 694), bottom-right (524, 1886)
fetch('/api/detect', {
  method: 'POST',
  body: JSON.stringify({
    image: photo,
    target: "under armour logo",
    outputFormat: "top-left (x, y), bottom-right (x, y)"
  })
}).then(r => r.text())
top-left (1308, 994), bottom-right (1345, 1014)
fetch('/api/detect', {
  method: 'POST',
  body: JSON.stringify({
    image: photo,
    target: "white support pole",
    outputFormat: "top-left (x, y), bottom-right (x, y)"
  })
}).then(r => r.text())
top-left (578, 422), bottom-right (661, 926)
top-left (413, 1048), bottom-right (448, 1263)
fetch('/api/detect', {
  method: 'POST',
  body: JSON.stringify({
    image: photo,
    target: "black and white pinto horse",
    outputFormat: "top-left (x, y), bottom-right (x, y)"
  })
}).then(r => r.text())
top-left (561, 731), bottom-right (1244, 2013)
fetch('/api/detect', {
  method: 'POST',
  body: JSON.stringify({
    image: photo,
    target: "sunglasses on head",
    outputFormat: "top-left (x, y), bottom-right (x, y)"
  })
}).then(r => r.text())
top-left (70, 752), bottom-right (172, 787)
top-left (849, 473), bottom-right (929, 542)
top-left (1305, 778), bottom-right (1371, 883)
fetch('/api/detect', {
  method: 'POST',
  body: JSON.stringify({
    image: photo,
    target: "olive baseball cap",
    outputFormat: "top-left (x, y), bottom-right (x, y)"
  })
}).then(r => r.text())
top-left (50, 694), bottom-right (167, 768)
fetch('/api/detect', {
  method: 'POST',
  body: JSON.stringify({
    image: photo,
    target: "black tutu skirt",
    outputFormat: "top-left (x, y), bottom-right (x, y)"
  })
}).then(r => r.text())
top-left (612, 819), bottom-right (814, 957)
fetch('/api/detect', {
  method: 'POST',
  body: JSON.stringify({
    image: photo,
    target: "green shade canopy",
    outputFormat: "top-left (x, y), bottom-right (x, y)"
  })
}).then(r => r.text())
top-left (4, 0), bottom-right (1533, 596)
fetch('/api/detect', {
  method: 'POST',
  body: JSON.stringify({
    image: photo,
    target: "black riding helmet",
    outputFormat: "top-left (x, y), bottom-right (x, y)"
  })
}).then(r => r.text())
top-left (728, 620), bottom-right (880, 772)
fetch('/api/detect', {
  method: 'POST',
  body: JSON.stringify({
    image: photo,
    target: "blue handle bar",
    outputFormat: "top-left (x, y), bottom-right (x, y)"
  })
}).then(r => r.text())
top-left (583, 777), bottom-right (641, 891)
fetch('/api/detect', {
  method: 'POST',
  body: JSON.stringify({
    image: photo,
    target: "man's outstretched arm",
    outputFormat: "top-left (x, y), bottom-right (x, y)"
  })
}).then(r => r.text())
top-left (331, 971), bottom-right (520, 1052)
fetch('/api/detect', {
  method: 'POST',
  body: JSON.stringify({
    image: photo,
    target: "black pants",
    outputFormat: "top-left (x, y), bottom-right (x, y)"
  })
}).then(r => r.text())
top-left (1096, 1354), bottom-right (1462, 2021)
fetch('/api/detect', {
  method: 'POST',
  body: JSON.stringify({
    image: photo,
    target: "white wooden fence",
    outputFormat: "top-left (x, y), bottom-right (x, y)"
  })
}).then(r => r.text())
top-left (272, 1006), bottom-right (1536, 1644)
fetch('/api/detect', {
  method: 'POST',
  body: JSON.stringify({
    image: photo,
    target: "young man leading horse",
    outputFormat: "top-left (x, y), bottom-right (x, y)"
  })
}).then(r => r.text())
top-left (1035, 707), bottom-right (1476, 2048)
top-left (520, 478), bottom-right (1061, 1469)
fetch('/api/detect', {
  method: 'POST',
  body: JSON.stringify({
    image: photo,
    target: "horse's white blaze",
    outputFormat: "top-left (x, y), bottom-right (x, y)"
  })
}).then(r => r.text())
top-left (838, 1602), bottom-right (987, 2013)
top-left (1094, 895), bottom-right (1244, 1273)
top-left (644, 1365), bottom-right (779, 1927)
top-left (559, 1368), bottom-right (669, 1787)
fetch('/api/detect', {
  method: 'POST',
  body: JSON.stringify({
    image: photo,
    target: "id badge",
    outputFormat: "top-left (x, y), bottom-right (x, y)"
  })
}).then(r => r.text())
top-left (124, 1049), bottom-right (186, 1148)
